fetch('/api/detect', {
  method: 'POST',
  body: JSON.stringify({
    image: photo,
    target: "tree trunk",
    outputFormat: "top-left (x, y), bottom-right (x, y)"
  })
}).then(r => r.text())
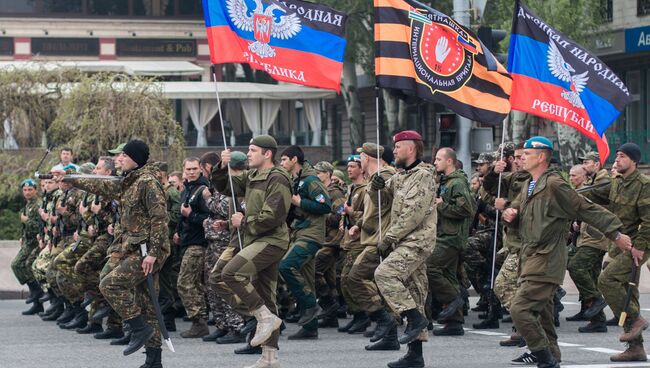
top-left (342, 61), bottom-right (364, 149)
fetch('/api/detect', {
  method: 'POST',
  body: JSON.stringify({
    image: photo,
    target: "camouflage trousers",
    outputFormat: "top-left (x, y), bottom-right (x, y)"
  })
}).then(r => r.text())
top-left (375, 240), bottom-right (433, 342)
top-left (98, 255), bottom-right (125, 330)
top-left (205, 240), bottom-right (243, 331)
top-left (465, 228), bottom-right (502, 296)
top-left (568, 246), bottom-right (606, 323)
top-left (73, 235), bottom-right (111, 320)
top-left (599, 249), bottom-right (650, 343)
top-left (45, 237), bottom-right (73, 295)
top-left (510, 280), bottom-right (559, 356)
top-left (32, 247), bottom-right (53, 287)
top-left (11, 240), bottom-right (39, 284)
top-left (494, 251), bottom-right (520, 310)
top-left (427, 244), bottom-right (463, 323)
top-left (314, 246), bottom-right (339, 301)
top-left (279, 239), bottom-right (320, 331)
top-left (99, 250), bottom-right (164, 348)
top-left (220, 241), bottom-right (285, 349)
top-left (53, 237), bottom-right (93, 303)
top-left (159, 243), bottom-right (181, 317)
top-left (340, 248), bottom-right (364, 314)
top-left (209, 246), bottom-right (248, 318)
top-left (177, 245), bottom-right (208, 320)
top-left (348, 246), bottom-right (383, 314)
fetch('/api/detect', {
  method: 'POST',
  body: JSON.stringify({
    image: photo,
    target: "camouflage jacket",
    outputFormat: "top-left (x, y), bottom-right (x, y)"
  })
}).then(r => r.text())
top-left (21, 197), bottom-right (41, 247)
top-left (56, 187), bottom-right (84, 239)
top-left (576, 169), bottom-right (612, 251)
top-left (45, 189), bottom-right (62, 245)
top-left (362, 165), bottom-right (396, 247)
top-left (496, 170), bottom-right (531, 253)
top-left (204, 190), bottom-right (231, 244)
top-left (212, 165), bottom-right (292, 250)
top-left (582, 168), bottom-right (650, 254)
top-left (289, 164), bottom-right (331, 244)
top-left (383, 161), bottom-right (437, 249)
top-left (80, 194), bottom-right (114, 239)
top-left (69, 163), bottom-right (170, 261)
top-left (508, 168), bottom-right (622, 284)
top-left (324, 181), bottom-right (346, 247)
top-left (437, 169), bottom-right (476, 249)
top-left (165, 185), bottom-right (181, 239)
top-left (341, 182), bottom-right (367, 251)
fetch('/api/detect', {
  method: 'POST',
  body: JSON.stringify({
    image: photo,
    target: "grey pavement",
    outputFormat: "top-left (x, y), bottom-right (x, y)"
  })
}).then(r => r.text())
top-left (3, 297), bottom-right (650, 368)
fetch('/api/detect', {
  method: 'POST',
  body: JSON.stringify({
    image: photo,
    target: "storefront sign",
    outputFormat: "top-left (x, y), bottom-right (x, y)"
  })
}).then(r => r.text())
top-left (625, 25), bottom-right (650, 53)
top-left (31, 38), bottom-right (99, 56)
top-left (116, 39), bottom-right (196, 57)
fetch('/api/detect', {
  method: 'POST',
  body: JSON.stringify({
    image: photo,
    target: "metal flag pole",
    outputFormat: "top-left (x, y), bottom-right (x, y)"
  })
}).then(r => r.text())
top-left (140, 244), bottom-right (175, 353)
top-left (489, 123), bottom-right (507, 289)
top-left (211, 65), bottom-right (243, 251)
top-left (375, 87), bottom-right (383, 261)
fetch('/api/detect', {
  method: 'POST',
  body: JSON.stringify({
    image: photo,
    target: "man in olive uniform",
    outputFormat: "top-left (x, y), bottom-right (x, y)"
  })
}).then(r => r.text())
top-left (312, 161), bottom-right (347, 328)
top-left (429, 147), bottom-right (476, 336)
top-left (278, 146), bottom-right (332, 340)
top-left (372, 130), bottom-right (437, 368)
top-left (12, 179), bottom-right (43, 315)
top-left (212, 135), bottom-right (292, 368)
top-left (582, 143), bottom-right (650, 362)
top-left (503, 136), bottom-right (629, 368)
top-left (54, 139), bottom-right (170, 367)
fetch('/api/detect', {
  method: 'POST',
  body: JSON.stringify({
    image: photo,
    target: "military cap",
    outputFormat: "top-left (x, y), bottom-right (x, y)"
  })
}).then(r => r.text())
top-left (473, 152), bottom-right (494, 164)
top-left (21, 179), bottom-right (37, 188)
top-left (250, 135), bottom-right (278, 149)
top-left (333, 169), bottom-right (346, 182)
top-left (314, 161), bottom-right (334, 173)
top-left (578, 151), bottom-right (600, 162)
top-left (356, 143), bottom-right (384, 159)
top-left (108, 143), bottom-right (126, 155)
top-left (347, 154), bottom-right (361, 163)
top-left (524, 136), bottom-right (554, 150)
top-left (497, 142), bottom-right (516, 157)
top-left (230, 151), bottom-right (248, 169)
top-left (79, 162), bottom-right (96, 174)
top-left (393, 130), bottom-right (423, 143)
top-left (62, 163), bottom-right (78, 175)
top-left (616, 143), bottom-right (641, 164)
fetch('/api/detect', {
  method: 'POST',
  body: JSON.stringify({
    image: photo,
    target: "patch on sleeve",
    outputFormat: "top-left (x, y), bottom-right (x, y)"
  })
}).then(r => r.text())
top-left (316, 194), bottom-right (326, 203)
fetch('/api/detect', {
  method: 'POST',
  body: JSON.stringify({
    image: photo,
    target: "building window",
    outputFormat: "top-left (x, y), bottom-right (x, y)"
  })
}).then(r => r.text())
top-left (602, 0), bottom-right (613, 22)
top-left (639, 0), bottom-right (650, 15)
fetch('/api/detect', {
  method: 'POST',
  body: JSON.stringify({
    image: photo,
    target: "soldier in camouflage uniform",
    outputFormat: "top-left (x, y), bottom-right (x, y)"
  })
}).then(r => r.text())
top-left (312, 161), bottom-right (346, 328)
top-left (12, 179), bottom-right (43, 315)
top-left (55, 140), bottom-right (170, 367)
top-left (372, 130), bottom-right (437, 368)
top-left (212, 136), bottom-right (291, 368)
top-left (503, 136), bottom-right (627, 367)
top-left (582, 143), bottom-right (650, 362)
top-left (278, 146), bottom-right (332, 340)
top-left (429, 147), bottom-right (476, 336)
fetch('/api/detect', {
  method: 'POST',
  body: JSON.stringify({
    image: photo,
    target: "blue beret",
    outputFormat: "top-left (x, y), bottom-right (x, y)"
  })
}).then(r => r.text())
top-left (524, 136), bottom-right (553, 151)
top-left (21, 179), bottom-right (37, 188)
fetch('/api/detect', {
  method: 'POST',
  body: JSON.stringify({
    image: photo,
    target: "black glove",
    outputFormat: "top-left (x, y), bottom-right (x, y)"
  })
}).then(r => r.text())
top-left (377, 236), bottom-right (397, 257)
top-left (371, 175), bottom-right (386, 191)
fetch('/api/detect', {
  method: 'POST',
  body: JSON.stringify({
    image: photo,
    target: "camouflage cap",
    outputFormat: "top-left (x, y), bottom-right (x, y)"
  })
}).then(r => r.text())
top-left (250, 135), bottom-right (278, 149)
top-left (108, 143), bottom-right (126, 155)
top-left (473, 152), bottom-right (494, 164)
top-left (230, 151), bottom-right (248, 169)
top-left (497, 142), bottom-right (516, 157)
top-left (333, 169), bottom-right (346, 182)
top-left (314, 161), bottom-right (334, 173)
top-left (79, 162), bottom-right (96, 174)
top-left (578, 151), bottom-right (599, 162)
top-left (356, 143), bottom-right (384, 159)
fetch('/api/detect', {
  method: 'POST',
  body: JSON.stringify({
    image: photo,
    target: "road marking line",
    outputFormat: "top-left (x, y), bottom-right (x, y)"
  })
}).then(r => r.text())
top-left (464, 330), bottom-right (507, 336)
top-left (558, 342), bottom-right (585, 347)
top-left (581, 347), bottom-right (623, 354)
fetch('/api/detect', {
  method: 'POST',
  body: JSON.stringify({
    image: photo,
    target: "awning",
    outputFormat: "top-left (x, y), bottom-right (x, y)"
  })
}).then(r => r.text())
top-left (161, 82), bottom-right (336, 100)
top-left (0, 60), bottom-right (204, 77)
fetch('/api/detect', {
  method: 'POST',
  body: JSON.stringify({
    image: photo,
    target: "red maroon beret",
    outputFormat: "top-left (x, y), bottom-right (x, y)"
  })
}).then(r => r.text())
top-left (393, 130), bottom-right (423, 143)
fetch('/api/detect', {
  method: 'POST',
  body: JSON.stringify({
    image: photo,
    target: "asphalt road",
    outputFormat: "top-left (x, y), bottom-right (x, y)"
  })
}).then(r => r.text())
top-left (2, 297), bottom-right (650, 368)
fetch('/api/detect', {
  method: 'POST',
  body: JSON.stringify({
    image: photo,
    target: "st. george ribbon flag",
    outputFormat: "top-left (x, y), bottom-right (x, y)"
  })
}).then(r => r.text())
top-left (202, 0), bottom-right (347, 92)
top-left (375, 0), bottom-right (512, 125)
top-left (508, 0), bottom-right (632, 164)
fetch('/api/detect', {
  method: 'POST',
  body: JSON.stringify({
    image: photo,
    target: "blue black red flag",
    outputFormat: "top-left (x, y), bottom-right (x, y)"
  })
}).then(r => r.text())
top-left (202, 0), bottom-right (347, 92)
top-left (508, 0), bottom-right (631, 164)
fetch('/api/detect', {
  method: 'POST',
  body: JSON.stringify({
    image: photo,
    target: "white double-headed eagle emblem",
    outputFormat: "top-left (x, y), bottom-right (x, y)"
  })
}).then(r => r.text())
top-left (547, 40), bottom-right (589, 110)
top-left (227, 0), bottom-right (302, 58)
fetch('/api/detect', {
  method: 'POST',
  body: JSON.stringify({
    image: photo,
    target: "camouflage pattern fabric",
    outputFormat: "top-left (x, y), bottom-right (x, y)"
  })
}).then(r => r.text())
top-left (347, 246), bottom-right (383, 313)
top-left (177, 245), bottom-right (207, 320)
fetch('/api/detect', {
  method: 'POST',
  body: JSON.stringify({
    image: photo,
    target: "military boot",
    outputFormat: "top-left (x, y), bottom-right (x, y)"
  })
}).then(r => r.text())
top-left (620, 316), bottom-right (649, 342)
top-left (94, 327), bottom-right (124, 340)
top-left (531, 348), bottom-right (560, 368)
top-left (22, 300), bottom-right (44, 315)
top-left (499, 328), bottom-right (523, 347)
top-left (566, 301), bottom-right (587, 321)
top-left (180, 317), bottom-right (209, 338)
top-left (139, 347), bottom-right (162, 368)
top-left (41, 299), bottom-right (64, 321)
top-left (287, 327), bottom-right (318, 340)
top-left (338, 312), bottom-right (365, 333)
top-left (432, 322), bottom-right (464, 336)
top-left (399, 309), bottom-right (429, 344)
top-left (316, 297), bottom-right (340, 319)
top-left (202, 328), bottom-right (228, 342)
top-left (437, 294), bottom-right (464, 321)
top-left (56, 302), bottom-right (75, 325)
top-left (473, 291), bottom-right (501, 329)
top-left (123, 315), bottom-right (154, 355)
top-left (365, 326), bottom-right (400, 351)
top-left (110, 332), bottom-right (132, 345)
top-left (80, 292), bottom-right (95, 309)
top-left (297, 305), bottom-right (322, 326)
top-left (244, 346), bottom-right (280, 368)
top-left (250, 305), bottom-right (282, 347)
top-left (24, 280), bottom-right (44, 304)
top-left (39, 288), bottom-right (54, 303)
top-left (92, 305), bottom-right (113, 321)
top-left (61, 303), bottom-right (88, 330)
top-left (610, 341), bottom-right (648, 362)
top-left (240, 318), bottom-right (258, 336)
top-left (234, 333), bottom-right (262, 355)
top-left (318, 314), bottom-right (339, 328)
top-left (387, 340), bottom-right (424, 368)
top-left (606, 315), bottom-right (619, 326)
top-left (578, 321), bottom-right (607, 333)
top-left (216, 330), bottom-right (247, 344)
top-left (370, 308), bottom-right (398, 342)
top-left (77, 322), bottom-right (103, 334)
top-left (347, 313), bottom-right (371, 334)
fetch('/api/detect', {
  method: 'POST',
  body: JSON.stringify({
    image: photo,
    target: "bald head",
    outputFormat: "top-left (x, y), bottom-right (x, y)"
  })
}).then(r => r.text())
top-left (569, 164), bottom-right (587, 188)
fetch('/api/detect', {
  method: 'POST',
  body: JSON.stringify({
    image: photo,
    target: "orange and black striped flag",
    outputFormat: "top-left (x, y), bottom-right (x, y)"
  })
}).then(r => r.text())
top-left (375, 0), bottom-right (512, 124)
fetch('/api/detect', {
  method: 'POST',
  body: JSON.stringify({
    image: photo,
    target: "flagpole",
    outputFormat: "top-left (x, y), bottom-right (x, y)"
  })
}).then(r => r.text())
top-left (489, 120), bottom-right (507, 289)
top-left (375, 87), bottom-right (383, 261)
top-left (211, 65), bottom-right (243, 251)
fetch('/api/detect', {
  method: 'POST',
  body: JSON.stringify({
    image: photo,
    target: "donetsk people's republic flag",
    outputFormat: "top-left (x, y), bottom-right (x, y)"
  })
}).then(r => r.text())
top-left (202, 0), bottom-right (347, 92)
top-left (508, 1), bottom-right (631, 164)
top-left (375, 0), bottom-right (512, 124)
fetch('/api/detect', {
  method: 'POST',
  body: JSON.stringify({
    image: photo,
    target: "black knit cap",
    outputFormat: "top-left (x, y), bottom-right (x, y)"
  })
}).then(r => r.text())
top-left (616, 143), bottom-right (641, 164)
top-left (381, 145), bottom-right (394, 164)
top-left (122, 139), bottom-right (150, 168)
top-left (281, 145), bottom-right (304, 164)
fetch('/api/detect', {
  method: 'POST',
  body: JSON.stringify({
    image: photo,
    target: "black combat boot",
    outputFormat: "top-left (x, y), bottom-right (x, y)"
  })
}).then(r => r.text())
top-left (338, 312), bottom-right (363, 333)
top-left (437, 294), bottom-right (465, 321)
top-left (387, 340), bottom-right (424, 368)
top-left (202, 328), bottom-right (227, 342)
top-left (240, 318), bottom-right (257, 336)
top-left (566, 301), bottom-right (587, 321)
top-left (316, 297), bottom-right (340, 319)
top-left (123, 315), bottom-right (154, 356)
top-left (110, 330), bottom-right (132, 345)
top-left (139, 347), bottom-right (162, 368)
top-left (473, 291), bottom-right (502, 329)
top-left (287, 327), bottom-right (319, 340)
top-left (41, 299), bottom-right (64, 321)
top-left (531, 348), bottom-right (560, 368)
top-left (77, 321), bottom-right (103, 334)
top-left (39, 288), bottom-right (54, 303)
top-left (432, 321), bottom-right (464, 336)
top-left (234, 332), bottom-right (262, 354)
top-left (216, 330), bottom-right (247, 344)
top-left (398, 309), bottom-right (429, 344)
top-left (370, 308), bottom-right (398, 342)
top-left (22, 300), bottom-right (44, 315)
top-left (56, 302), bottom-right (75, 325)
top-left (61, 303), bottom-right (88, 330)
top-left (318, 314), bottom-right (339, 328)
top-left (92, 305), bottom-right (113, 320)
top-left (94, 327), bottom-right (124, 340)
top-left (80, 292), bottom-right (95, 309)
top-left (365, 326), bottom-right (400, 351)
top-left (25, 280), bottom-right (44, 304)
